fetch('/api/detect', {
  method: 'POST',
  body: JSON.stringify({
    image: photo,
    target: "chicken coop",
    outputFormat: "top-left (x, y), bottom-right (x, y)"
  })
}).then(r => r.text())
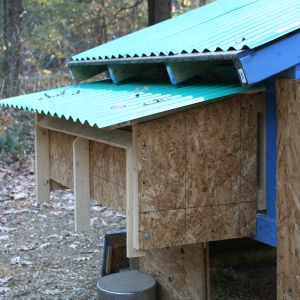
top-left (1, 0), bottom-right (300, 299)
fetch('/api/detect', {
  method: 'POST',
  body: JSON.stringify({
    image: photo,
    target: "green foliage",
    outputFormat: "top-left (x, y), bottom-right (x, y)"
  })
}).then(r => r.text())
top-left (0, 108), bottom-right (34, 161)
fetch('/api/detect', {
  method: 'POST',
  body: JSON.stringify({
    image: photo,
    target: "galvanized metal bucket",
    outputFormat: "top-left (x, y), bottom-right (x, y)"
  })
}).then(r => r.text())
top-left (97, 271), bottom-right (156, 300)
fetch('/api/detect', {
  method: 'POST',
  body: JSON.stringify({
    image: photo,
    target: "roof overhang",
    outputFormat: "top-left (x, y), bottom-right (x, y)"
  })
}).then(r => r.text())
top-left (0, 81), bottom-right (261, 130)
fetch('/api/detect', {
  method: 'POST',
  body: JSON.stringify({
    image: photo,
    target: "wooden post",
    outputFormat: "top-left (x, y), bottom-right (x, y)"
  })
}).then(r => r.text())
top-left (277, 79), bottom-right (300, 299)
top-left (126, 124), bottom-right (144, 258)
top-left (73, 137), bottom-right (90, 232)
top-left (35, 115), bottom-right (50, 203)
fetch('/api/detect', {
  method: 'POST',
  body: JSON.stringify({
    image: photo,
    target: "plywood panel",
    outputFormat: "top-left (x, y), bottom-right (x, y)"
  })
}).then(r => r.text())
top-left (277, 80), bottom-right (300, 300)
top-left (139, 244), bottom-right (209, 300)
top-left (139, 209), bottom-right (186, 249)
top-left (49, 130), bottom-right (75, 188)
top-left (50, 159), bottom-right (73, 188)
top-left (239, 201), bottom-right (256, 236)
top-left (137, 113), bottom-right (186, 213)
top-left (49, 131), bottom-right (75, 162)
top-left (89, 141), bottom-right (126, 212)
top-left (136, 93), bottom-right (259, 249)
top-left (241, 94), bottom-right (258, 203)
top-left (186, 204), bottom-right (240, 243)
top-left (186, 97), bottom-right (241, 207)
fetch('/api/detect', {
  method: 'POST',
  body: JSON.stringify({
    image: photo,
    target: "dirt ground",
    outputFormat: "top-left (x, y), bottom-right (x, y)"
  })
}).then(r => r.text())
top-left (0, 157), bottom-right (126, 299)
top-left (0, 130), bottom-right (276, 300)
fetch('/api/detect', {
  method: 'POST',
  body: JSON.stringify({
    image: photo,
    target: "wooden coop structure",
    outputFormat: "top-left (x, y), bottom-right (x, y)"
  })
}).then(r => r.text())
top-left (1, 0), bottom-right (300, 299)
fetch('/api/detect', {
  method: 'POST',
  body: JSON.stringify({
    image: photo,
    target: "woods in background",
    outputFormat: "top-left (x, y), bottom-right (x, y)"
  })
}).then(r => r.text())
top-left (0, 0), bottom-right (214, 99)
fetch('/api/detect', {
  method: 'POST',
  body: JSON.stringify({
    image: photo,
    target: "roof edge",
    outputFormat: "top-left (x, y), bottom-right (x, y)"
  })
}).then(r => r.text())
top-left (68, 51), bottom-right (243, 67)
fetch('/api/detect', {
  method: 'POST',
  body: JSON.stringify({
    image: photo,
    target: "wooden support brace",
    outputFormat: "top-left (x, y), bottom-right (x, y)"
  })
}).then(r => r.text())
top-left (35, 115), bottom-right (50, 203)
top-left (108, 64), bottom-right (145, 84)
top-left (165, 61), bottom-right (212, 85)
top-left (73, 137), bottom-right (90, 232)
top-left (126, 124), bottom-right (144, 258)
top-left (69, 65), bottom-right (107, 83)
top-left (38, 116), bottom-right (131, 149)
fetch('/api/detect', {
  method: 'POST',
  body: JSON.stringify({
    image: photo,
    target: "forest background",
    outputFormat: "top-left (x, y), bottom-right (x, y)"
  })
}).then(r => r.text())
top-left (0, 0), bottom-right (213, 159)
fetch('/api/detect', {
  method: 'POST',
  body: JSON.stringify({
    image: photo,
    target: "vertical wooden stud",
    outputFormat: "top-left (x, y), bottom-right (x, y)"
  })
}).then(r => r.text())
top-left (73, 137), bottom-right (90, 232)
top-left (35, 114), bottom-right (50, 203)
top-left (126, 124), bottom-right (144, 258)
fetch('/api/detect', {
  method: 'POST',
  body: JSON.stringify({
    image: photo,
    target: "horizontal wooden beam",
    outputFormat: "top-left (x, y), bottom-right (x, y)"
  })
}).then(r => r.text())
top-left (38, 116), bottom-right (132, 149)
top-left (234, 32), bottom-right (300, 86)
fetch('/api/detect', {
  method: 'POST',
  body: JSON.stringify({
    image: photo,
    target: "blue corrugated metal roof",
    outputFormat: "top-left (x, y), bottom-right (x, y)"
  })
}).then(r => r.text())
top-left (72, 0), bottom-right (300, 61)
top-left (0, 81), bottom-right (254, 128)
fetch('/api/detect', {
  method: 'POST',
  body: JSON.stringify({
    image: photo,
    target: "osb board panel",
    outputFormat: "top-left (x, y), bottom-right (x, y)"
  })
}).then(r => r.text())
top-left (89, 141), bottom-right (126, 212)
top-left (137, 94), bottom-right (260, 249)
top-left (137, 113), bottom-right (186, 212)
top-left (186, 97), bottom-right (241, 207)
top-left (49, 131), bottom-right (75, 188)
top-left (139, 210), bottom-right (186, 249)
top-left (49, 131), bottom-right (75, 162)
top-left (277, 80), bottom-right (300, 300)
top-left (50, 159), bottom-right (73, 188)
top-left (186, 204), bottom-right (240, 243)
top-left (241, 94), bottom-right (259, 203)
top-left (139, 244), bottom-right (208, 300)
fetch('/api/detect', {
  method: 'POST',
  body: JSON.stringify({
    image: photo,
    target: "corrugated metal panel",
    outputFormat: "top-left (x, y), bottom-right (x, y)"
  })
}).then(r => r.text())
top-left (0, 81), bottom-right (254, 128)
top-left (72, 0), bottom-right (300, 61)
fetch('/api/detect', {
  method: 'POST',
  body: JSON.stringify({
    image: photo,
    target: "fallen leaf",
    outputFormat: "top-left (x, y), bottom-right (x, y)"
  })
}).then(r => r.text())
top-left (10, 256), bottom-right (33, 266)
top-left (0, 276), bottom-right (12, 284)
top-left (0, 226), bottom-right (15, 232)
top-left (0, 235), bottom-right (9, 241)
top-left (0, 287), bottom-right (10, 294)
top-left (74, 256), bottom-right (91, 262)
top-left (44, 289), bottom-right (60, 295)
top-left (69, 244), bottom-right (77, 249)
top-left (39, 243), bottom-right (51, 249)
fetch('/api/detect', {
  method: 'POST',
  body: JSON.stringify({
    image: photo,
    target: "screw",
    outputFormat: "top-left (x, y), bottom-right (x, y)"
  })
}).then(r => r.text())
top-left (142, 155), bottom-right (148, 161)
top-left (144, 232), bottom-right (150, 240)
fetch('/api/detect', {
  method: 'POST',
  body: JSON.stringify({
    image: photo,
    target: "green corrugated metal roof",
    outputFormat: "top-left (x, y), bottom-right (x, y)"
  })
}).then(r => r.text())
top-left (73, 0), bottom-right (300, 61)
top-left (0, 81), bottom-right (254, 128)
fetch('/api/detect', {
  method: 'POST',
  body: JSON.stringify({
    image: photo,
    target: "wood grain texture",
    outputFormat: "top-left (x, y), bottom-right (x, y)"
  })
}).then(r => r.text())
top-left (89, 141), bottom-right (126, 212)
top-left (277, 80), bottom-right (300, 300)
top-left (137, 113), bottom-right (186, 212)
top-left (73, 137), bottom-right (90, 232)
top-left (241, 94), bottom-right (258, 203)
top-left (186, 204), bottom-right (240, 243)
top-left (186, 97), bottom-right (241, 207)
top-left (35, 118), bottom-right (50, 202)
top-left (137, 94), bottom-right (259, 249)
top-left (139, 210), bottom-right (186, 249)
top-left (139, 244), bottom-right (209, 300)
top-left (49, 130), bottom-right (75, 188)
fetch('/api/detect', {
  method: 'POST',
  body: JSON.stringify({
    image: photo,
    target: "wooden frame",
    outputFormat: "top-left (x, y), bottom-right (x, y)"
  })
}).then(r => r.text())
top-left (35, 115), bottom-right (50, 203)
top-left (73, 137), bottom-right (90, 232)
top-left (35, 115), bottom-right (143, 257)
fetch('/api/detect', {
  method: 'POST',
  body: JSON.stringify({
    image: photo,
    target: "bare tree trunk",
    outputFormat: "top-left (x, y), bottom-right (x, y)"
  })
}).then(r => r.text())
top-left (198, 0), bottom-right (213, 6)
top-left (2, 0), bottom-right (23, 97)
top-left (148, 0), bottom-right (171, 25)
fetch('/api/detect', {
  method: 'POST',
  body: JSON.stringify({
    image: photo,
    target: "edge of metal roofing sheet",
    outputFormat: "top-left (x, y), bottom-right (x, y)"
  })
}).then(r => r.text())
top-left (0, 81), bottom-right (260, 129)
top-left (72, 0), bottom-right (300, 62)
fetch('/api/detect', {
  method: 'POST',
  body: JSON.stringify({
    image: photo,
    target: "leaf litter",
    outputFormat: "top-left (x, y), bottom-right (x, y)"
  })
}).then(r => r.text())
top-left (0, 155), bottom-right (126, 299)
